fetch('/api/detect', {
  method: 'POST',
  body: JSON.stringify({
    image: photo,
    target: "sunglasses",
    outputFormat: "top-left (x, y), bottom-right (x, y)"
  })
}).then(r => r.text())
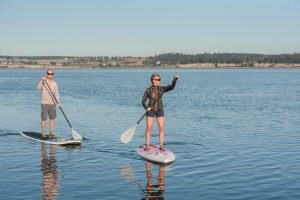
top-left (47, 73), bottom-right (54, 75)
top-left (153, 78), bottom-right (161, 81)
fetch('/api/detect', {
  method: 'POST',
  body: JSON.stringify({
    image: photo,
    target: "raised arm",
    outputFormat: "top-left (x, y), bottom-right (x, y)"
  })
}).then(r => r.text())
top-left (163, 78), bottom-right (177, 93)
top-left (163, 74), bottom-right (179, 92)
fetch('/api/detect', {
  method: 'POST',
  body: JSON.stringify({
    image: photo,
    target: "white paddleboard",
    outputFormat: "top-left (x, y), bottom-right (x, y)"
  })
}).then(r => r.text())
top-left (137, 144), bottom-right (176, 164)
top-left (20, 131), bottom-right (81, 145)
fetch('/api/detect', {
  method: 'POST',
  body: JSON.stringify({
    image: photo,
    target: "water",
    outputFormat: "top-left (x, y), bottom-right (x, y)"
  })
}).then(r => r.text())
top-left (0, 68), bottom-right (300, 200)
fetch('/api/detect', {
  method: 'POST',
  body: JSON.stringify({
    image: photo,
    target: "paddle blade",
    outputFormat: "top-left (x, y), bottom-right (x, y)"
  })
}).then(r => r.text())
top-left (72, 128), bottom-right (82, 141)
top-left (120, 124), bottom-right (137, 144)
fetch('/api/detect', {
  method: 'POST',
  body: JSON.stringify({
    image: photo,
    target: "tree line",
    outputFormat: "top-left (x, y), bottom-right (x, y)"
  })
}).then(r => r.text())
top-left (1, 53), bottom-right (300, 66)
top-left (144, 53), bottom-right (300, 66)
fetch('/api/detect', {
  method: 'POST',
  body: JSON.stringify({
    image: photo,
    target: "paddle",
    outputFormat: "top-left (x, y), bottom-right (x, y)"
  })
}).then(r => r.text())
top-left (120, 76), bottom-right (177, 144)
top-left (43, 80), bottom-right (82, 141)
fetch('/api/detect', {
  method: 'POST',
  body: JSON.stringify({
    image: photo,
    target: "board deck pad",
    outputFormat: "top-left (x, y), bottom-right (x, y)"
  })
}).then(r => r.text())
top-left (137, 144), bottom-right (176, 164)
top-left (20, 131), bottom-right (81, 145)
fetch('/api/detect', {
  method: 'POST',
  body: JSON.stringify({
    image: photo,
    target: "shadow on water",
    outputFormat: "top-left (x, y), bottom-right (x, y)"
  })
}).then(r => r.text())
top-left (60, 143), bottom-right (82, 151)
top-left (40, 143), bottom-right (82, 200)
top-left (0, 129), bottom-right (19, 137)
top-left (41, 144), bottom-right (60, 200)
top-left (121, 161), bottom-right (173, 200)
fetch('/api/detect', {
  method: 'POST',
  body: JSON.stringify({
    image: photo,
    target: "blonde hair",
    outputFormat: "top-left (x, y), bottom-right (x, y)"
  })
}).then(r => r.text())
top-left (150, 73), bottom-right (162, 99)
top-left (151, 73), bottom-right (160, 83)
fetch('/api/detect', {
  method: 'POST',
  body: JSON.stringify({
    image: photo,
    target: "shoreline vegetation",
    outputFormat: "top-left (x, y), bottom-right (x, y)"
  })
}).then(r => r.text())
top-left (1, 53), bottom-right (300, 69)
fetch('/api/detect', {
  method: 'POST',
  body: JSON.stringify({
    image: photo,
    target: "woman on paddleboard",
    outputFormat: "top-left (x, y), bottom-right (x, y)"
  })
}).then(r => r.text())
top-left (142, 73), bottom-right (179, 151)
top-left (37, 69), bottom-right (60, 138)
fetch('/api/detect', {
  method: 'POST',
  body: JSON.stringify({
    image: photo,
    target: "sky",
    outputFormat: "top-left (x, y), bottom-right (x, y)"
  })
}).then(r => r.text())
top-left (1, 0), bottom-right (300, 56)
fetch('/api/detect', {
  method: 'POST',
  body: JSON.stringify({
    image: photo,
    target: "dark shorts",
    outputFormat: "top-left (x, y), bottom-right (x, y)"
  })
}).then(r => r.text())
top-left (147, 109), bottom-right (164, 118)
top-left (41, 104), bottom-right (56, 120)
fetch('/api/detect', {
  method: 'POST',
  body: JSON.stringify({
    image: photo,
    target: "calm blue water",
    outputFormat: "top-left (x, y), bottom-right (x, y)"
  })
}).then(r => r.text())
top-left (0, 68), bottom-right (300, 200)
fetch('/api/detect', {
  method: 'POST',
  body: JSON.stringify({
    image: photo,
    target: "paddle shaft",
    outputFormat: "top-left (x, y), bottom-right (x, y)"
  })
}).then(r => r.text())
top-left (43, 80), bottom-right (73, 128)
top-left (136, 78), bottom-right (176, 125)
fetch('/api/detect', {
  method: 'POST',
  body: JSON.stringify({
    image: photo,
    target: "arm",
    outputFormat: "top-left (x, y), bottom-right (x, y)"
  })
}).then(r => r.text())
top-left (163, 78), bottom-right (177, 93)
top-left (37, 77), bottom-right (46, 90)
top-left (163, 74), bottom-right (179, 92)
top-left (142, 89), bottom-right (149, 110)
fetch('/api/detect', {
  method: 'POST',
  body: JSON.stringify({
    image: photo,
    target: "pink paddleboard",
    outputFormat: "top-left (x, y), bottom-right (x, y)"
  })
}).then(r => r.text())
top-left (137, 144), bottom-right (176, 164)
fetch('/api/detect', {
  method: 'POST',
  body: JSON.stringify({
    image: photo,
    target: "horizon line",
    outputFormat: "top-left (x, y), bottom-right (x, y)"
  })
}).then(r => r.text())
top-left (1, 52), bottom-right (300, 57)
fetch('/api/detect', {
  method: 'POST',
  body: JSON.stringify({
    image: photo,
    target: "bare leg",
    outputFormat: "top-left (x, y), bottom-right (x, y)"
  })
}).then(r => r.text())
top-left (157, 166), bottom-right (165, 192)
top-left (50, 119), bottom-right (54, 132)
top-left (146, 117), bottom-right (154, 147)
top-left (41, 120), bottom-right (46, 132)
top-left (145, 161), bottom-right (154, 195)
top-left (157, 117), bottom-right (165, 149)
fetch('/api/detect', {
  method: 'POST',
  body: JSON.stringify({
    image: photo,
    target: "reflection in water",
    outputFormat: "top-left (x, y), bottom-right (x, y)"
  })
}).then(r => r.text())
top-left (121, 161), bottom-right (170, 200)
top-left (41, 144), bottom-right (60, 200)
top-left (143, 161), bottom-right (165, 200)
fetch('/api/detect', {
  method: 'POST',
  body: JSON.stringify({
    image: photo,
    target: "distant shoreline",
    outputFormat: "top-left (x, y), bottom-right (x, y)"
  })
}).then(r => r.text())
top-left (1, 63), bottom-right (300, 69)
top-left (2, 53), bottom-right (300, 69)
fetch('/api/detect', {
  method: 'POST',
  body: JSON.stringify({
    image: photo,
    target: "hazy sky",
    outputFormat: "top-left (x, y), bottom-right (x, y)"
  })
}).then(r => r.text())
top-left (1, 0), bottom-right (300, 56)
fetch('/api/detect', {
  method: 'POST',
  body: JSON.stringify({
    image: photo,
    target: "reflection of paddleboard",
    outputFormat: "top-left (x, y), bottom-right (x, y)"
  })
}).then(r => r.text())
top-left (20, 131), bottom-right (81, 145)
top-left (137, 144), bottom-right (176, 164)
